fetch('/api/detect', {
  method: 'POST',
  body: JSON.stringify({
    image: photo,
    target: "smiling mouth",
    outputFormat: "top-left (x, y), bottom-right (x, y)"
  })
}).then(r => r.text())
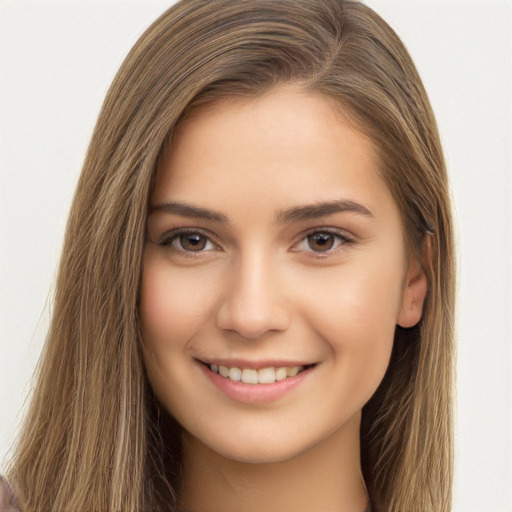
top-left (202, 362), bottom-right (315, 385)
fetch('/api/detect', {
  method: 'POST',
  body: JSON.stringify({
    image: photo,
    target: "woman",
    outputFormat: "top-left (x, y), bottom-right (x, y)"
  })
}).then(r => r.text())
top-left (2, 0), bottom-right (455, 510)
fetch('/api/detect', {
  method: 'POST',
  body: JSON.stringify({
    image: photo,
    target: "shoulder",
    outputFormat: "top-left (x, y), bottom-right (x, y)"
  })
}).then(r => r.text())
top-left (0, 476), bottom-right (21, 512)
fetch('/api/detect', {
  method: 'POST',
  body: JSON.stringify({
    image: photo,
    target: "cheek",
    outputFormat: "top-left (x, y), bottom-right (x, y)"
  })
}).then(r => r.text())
top-left (298, 256), bottom-right (404, 341)
top-left (138, 255), bottom-right (201, 400)
top-left (139, 255), bottom-right (203, 412)
top-left (295, 259), bottom-right (403, 399)
top-left (139, 255), bottom-right (216, 343)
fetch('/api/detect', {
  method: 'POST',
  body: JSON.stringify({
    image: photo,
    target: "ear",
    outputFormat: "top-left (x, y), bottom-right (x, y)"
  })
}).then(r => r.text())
top-left (397, 239), bottom-right (430, 328)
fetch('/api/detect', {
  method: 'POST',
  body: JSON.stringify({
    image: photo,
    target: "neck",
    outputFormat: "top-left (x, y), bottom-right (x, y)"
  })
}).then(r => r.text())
top-left (178, 412), bottom-right (369, 512)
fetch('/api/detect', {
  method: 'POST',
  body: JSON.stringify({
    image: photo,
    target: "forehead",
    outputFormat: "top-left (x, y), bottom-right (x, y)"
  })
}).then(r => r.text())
top-left (152, 87), bottom-right (396, 223)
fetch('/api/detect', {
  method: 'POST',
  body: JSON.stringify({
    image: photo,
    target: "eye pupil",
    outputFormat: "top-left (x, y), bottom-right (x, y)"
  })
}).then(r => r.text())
top-left (180, 233), bottom-right (207, 251)
top-left (308, 233), bottom-right (335, 252)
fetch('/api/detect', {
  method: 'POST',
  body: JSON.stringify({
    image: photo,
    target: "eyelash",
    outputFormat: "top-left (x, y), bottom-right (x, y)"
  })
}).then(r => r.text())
top-left (157, 227), bottom-right (353, 257)
top-left (158, 228), bottom-right (220, 255)
top-left (293, 228), bottom-right (353, 257)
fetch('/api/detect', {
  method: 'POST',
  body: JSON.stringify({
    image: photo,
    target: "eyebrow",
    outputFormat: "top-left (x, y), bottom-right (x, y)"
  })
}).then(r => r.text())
top-left (276, 200), bottom-right (373, 223)
top-left (150, 201), bottom-right (228, 222)
top-left (150, 199), bottom-right (373, 223)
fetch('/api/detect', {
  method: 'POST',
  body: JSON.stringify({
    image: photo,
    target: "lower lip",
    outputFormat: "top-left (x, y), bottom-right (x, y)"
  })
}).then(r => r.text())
top-left (199, 363), bottom-right (315, 404)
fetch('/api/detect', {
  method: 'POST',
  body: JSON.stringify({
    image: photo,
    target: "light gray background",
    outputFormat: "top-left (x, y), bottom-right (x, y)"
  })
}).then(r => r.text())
top-left (1, 1), bottom-right (511, 510)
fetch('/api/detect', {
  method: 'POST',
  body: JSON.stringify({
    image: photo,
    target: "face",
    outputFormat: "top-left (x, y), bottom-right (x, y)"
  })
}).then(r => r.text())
top-left (140, 86), bottom-right (425, 464)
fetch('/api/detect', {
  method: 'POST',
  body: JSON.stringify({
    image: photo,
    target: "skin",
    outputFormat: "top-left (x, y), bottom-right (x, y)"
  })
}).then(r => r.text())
top-left (140, 86), bottom-right (427, 512)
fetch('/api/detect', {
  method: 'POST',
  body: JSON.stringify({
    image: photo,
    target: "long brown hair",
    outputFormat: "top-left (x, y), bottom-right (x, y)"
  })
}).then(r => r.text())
top-left (7, 1), bottom-right (455, 511)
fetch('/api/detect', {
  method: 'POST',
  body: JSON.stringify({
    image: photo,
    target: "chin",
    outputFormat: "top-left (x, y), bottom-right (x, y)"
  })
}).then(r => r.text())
top-left (219, 442), bottom-right (306, 465)
top-left (192, 424), bottom-right (333, 466)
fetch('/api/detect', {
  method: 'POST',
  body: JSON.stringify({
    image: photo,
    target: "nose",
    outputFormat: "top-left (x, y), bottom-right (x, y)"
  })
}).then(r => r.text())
top-left (216, 252), bottom-right (291, 339)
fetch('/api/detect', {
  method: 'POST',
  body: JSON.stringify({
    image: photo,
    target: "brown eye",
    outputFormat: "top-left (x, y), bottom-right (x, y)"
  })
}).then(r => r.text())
top-left (178, 233), bottom-right (208, 251)
top-left (307, 232), bottom-right (336, 252)
top-left (293, 229), bottom-right (351, 255)
top-left (159, 230), bottom-right (217, 253)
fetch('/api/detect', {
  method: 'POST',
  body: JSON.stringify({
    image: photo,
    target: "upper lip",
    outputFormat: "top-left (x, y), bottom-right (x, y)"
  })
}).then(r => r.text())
top-left (197, 358), bottom-right (316, 370)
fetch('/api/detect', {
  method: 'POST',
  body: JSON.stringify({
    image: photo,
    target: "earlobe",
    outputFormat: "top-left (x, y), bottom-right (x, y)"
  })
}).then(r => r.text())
top-left (397, 238), bottom-right (431, 328)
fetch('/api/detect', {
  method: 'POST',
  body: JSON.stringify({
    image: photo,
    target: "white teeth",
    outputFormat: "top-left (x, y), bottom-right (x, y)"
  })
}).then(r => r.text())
top-left (258, 367), bottom-right (276, 384)
top-left (275, 367), bottom-right (287, 381)
top-left (229, 367), bottom-right (241, 381)
top-left (286, 366), bottom-right (300, 377)
top-left (209, 363), bottom-right (306, 384)
top-left (241, 368), bottom-right (259, 384)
